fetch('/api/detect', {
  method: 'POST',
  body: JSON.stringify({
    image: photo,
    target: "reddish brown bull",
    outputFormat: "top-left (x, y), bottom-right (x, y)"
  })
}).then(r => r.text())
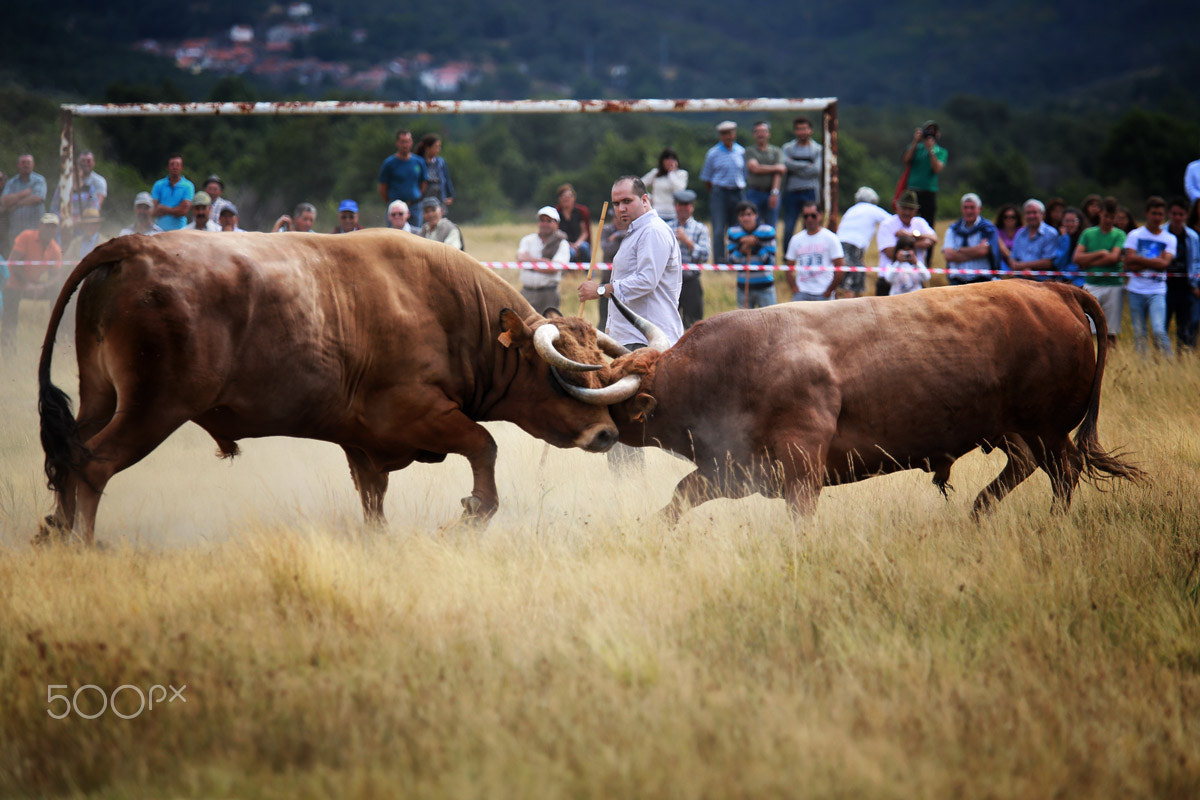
top-left (38, 230), bottom-right (642, 544)
top-left (565, 281), bottom-right (1143, 521)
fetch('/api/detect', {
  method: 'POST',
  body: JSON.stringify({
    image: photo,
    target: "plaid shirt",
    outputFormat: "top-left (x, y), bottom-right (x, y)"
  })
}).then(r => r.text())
top-left (668, 215), bottom-right (711, 267)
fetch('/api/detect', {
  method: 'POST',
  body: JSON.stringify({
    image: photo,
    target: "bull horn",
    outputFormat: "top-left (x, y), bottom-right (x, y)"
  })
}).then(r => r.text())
top-left (551, 366), bottom-right (642, 405)
top-left (533, 324), bottom-right (602, 372)
top-left (596, 332), bottom-right (631, 358)
top-left (608, 294), bottom-right (671, 352)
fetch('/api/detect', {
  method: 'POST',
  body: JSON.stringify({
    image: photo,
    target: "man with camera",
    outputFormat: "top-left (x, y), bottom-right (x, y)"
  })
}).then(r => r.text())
top-left (902, 121), bottom-right (946, 231)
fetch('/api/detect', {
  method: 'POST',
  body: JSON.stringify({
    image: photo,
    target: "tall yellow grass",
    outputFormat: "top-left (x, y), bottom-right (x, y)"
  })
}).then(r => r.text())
top-left (1, 226), bottom-right (1198, 798)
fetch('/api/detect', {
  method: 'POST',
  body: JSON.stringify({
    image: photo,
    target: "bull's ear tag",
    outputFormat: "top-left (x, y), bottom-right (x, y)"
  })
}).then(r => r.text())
top-left (498, 331), bottom-right (514, 348)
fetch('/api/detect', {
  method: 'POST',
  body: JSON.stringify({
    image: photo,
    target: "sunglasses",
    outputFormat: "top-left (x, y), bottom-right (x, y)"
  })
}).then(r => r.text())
top-left (802, 213), bottom-right (820, 219)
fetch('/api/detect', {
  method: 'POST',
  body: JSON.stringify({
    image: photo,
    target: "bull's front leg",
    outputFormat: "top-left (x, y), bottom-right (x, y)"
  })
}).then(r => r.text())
top-left (420, 410), bottom-right (499, 522)
top-left (658, 459), bottom-right (753, 525)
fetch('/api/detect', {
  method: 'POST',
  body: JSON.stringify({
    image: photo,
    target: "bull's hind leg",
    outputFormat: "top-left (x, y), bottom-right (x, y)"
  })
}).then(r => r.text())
top-left (1035, 436), bottom-right (1084, 515)
top-left (70, 402), bottom-right (193, 545)
top-left (39, 373), bottom-right (119, 543)
top-left (972, 435), bottom-right (1037, 520)
top-left (343, 445), bottom-right (390, 526)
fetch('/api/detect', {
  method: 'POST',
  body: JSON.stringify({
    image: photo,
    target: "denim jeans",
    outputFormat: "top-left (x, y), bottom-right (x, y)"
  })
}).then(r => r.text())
top-left (737, 282), bottom-right (777, 309)
top-left (710, 186), bottom-right (745, 265)
top-left (569, 241), bottom-right (591, 263)
top-left (1127, 290), bottom-right (1172, 357)
top-left (781, 188), bottom-right (817, 252)
top-left (745, 188), bottom-right (779, 228)
top-left (792, 292), bottom-right (831, 302)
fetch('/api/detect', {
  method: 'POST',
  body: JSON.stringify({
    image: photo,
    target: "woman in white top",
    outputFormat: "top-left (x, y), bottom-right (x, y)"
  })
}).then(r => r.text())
top-left (641, 148), bottom-right (688, 221)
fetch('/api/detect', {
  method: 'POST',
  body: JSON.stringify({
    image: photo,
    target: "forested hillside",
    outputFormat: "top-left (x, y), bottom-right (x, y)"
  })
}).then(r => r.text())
top-left (1, 1), bottom-right (1197, 229)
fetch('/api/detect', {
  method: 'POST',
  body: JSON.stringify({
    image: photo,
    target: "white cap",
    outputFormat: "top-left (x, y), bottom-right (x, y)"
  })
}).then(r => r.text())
top-left (537, 205), bottom-right (560, 222)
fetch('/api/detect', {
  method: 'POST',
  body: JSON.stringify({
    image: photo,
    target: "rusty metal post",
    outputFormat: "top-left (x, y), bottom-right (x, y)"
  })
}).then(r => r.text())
top-left (57, 107), bottom-right (75, 237)
top-left (822, 101), bottom-right (839, 227)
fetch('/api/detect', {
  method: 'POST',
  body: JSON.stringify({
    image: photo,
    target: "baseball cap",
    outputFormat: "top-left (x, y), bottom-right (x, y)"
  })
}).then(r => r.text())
top-left (205, 174), bottom-right (224, 188)
top-left (338, 199), bottom-right (358, 214)
top-left (134, 191), bottom-right (154, 208)
top-left (219, 203), bottom-right (238, 217)
top-left (673, 189), bottom-right (697, 204)
top-left (40, 212), bottom-right (60, 226)
top-left (536, 205), bottom-right (560, 222)
top-left (192, 191), bottom-right (212, 206)
top-left (419, 197), bottom-right (441, 211)
top-left (81, 207), bottom-right (101, 222)
top-left (716, 120), bottom-right (737, 132)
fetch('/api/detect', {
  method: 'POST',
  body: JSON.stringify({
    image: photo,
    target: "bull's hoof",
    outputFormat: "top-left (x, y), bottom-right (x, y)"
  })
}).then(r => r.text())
top-left (459, 495), bottom-right (497, 524)
top-left (32, 515), bottom-right (69, 546)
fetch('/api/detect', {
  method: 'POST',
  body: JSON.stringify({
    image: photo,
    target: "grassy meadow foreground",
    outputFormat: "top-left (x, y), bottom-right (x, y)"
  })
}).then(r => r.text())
top-left (1, 225), bottom-right (1199, 797)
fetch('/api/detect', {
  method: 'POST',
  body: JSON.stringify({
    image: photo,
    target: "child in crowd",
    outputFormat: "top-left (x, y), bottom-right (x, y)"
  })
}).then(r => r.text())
top-left (879, 233), bottom-right (930, 295)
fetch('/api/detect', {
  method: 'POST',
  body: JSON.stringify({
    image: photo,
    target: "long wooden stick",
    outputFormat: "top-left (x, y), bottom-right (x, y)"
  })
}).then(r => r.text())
top-left (585, 200), bottom-right (609, 284)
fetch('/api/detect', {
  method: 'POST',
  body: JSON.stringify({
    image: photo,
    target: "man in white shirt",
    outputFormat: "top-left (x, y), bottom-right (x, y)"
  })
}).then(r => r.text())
top-left (1124, 195), bottom-right (1177, 357)
top-left (875, 189), bottom-right (937, 295)
top-left (516, 206), bottom-right (570, 313)
top-left (785, 202), bottom-right (844, 301)
top-left (577, 175), bottom-right (683, 349)
top-left (834, 186), bottom-right (889, 297)
top-left (1185, 152), bottom-right (1200, 205)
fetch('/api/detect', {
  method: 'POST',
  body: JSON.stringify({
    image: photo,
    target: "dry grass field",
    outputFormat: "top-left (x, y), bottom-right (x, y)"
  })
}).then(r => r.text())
top-left (1, 224), bottom-right (1199, 798)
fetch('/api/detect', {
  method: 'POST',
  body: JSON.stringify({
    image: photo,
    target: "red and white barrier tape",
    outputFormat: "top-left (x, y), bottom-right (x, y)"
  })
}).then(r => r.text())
top-left (3, 259), bottom-right (1142, 280)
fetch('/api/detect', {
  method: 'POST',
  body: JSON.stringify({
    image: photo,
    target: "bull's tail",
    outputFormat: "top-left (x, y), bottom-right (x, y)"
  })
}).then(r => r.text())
top-left (38, 237), bottom-right (139, 496)
top-left (1070, 286), bottom-right (1145, 486)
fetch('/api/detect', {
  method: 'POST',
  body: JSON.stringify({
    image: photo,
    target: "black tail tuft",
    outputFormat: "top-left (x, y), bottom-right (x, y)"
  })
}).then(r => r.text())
top-left (39, 382), bottom-right (88, 495)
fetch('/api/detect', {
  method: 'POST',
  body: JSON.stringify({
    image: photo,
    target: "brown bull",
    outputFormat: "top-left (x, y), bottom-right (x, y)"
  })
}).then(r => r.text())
top-left (565, 281), bottom-right (1143, 521)
top-left (38, 230), bottom-right (642, 544)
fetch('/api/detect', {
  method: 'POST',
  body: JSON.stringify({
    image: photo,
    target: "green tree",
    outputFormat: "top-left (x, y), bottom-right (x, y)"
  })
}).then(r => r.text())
top-left (1098, 109), bottom-right (1200, 199)
top-left (969, 145), bottom-right (1035, 209)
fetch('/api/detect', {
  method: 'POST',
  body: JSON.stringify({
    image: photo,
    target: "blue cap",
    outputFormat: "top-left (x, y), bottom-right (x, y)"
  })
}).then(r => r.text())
top-left (338, 199), bottom-right (358, 214)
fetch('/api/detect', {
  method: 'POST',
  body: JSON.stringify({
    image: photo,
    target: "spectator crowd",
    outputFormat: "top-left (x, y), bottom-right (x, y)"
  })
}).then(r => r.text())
top-left (4, 121), bottom-right (1200, 359)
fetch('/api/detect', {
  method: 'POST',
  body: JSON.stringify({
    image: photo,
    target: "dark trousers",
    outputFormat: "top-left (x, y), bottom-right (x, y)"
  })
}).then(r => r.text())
top-left (0, 287), bottom-right (20, 353)
top-left (1166, 283), bottom-right (1198, 349)
top-left (679, 273), bottom-right (704, 329)
top-left (595, 269), bottom-right (611, 332)
top-left (746, 188), bottom-right (779, 228)
top-left (781, 188), bottom-right (818, 254)
top-left (915, 190), bottom-right (937, 265)
top-left (710, 186), bottom-right (744, 265)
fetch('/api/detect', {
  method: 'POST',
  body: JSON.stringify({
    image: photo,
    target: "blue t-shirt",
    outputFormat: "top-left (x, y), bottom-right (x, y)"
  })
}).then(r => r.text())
top-left (150, 176), bottom-right (195, 231)
top-left (728, 222), bottom-right (777, 283)
top-left (378, 154), bottom-right (428, 204)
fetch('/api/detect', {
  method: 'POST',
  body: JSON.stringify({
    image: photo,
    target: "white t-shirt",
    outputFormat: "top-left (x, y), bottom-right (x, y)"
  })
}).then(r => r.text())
top-left (876, 214), bottom-right (936, 268)
top-left (1124, 226), bottom-right (1176, 296)
top-left (517, 232), bottom-right (569, 288)
top-left (785, 227), bottom-right (844, 295)
top-left (836, 202), bottom-right (891, 250)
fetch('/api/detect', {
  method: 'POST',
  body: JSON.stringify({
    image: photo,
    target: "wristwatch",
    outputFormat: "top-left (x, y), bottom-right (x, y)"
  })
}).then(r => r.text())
top-left (596, 284), bottom-right (608, 296)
